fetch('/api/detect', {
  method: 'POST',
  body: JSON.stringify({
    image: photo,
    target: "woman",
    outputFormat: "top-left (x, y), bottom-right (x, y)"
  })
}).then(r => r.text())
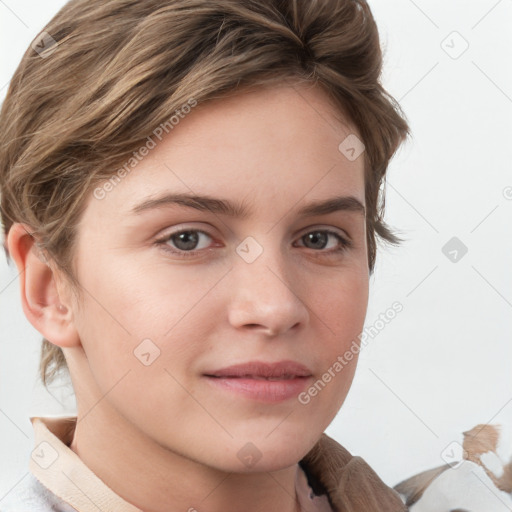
top-left (0, 1), bottom-right (409, 510)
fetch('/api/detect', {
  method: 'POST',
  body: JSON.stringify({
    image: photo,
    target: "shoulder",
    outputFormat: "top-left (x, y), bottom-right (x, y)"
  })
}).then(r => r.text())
top-left (0, 473), bottom-right (76, 512)
top-left (301, 433), bottom-right (407, 512)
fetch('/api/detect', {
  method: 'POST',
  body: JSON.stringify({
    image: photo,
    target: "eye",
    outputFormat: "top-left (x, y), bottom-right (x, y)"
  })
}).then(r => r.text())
top-left (295, 229), bottom-right (352, 255)
top-left (155, 227), bottom-right (352, 259)
top-left (157, 229), bottom-right (214, 257)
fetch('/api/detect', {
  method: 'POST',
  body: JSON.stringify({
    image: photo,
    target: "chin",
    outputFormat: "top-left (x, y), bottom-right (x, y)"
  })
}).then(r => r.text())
top-left (219, 430), bottom-right (321, 473)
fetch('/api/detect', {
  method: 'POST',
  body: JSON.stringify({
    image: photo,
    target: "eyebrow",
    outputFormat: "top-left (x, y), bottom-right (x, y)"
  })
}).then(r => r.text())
top-left (131, 193), bottom-right (365, 218)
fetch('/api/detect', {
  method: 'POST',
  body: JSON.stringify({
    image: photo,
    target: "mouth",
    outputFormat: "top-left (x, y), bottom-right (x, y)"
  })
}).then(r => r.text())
top-left (204, 360), bottom-right (313, 379)
top-left (206, 375), bottom-right (305, 380)
top-left (203, 360), bottom-right (313, 402)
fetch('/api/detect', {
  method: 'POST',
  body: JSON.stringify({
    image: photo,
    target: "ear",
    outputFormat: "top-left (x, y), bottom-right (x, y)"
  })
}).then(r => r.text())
top-left (6, 223), bottom-right (80, 348)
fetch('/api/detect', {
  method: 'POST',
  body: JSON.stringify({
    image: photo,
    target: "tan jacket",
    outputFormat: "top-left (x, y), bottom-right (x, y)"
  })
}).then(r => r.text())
top-left (301, 433), bottom-right (407, 511)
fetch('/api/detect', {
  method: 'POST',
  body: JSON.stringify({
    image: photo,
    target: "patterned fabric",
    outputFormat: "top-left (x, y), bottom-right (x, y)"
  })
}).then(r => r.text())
top-left (395, 423), bottom-right (512, 511)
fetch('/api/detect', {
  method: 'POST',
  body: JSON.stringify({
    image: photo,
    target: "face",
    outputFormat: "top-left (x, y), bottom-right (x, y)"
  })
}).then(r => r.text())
top-left (66, 81), bottom-right (369, 472)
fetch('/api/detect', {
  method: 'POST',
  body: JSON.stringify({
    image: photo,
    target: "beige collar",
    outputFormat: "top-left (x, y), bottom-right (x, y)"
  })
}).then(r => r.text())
top-left (30, 417), bottom-right (141, 511)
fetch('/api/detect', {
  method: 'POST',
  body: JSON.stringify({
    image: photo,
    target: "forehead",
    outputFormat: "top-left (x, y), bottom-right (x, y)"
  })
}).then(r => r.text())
top-left (81, 82), bottom-right (365, 225)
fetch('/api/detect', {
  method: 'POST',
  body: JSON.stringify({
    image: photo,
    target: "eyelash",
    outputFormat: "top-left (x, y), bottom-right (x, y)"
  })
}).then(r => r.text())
top-left (155, 228), bottom-right (352, 259)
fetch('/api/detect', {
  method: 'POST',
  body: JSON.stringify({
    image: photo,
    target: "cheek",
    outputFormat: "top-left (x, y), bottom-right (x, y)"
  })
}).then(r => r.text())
top-left (71, 257), bottom-right (212, 376)
top-left (310, 270), bottom-right (368, 395)
top-left (70, 261), bottom-right (149, 377)
top-left (314, 268), bottom-right (369, 341)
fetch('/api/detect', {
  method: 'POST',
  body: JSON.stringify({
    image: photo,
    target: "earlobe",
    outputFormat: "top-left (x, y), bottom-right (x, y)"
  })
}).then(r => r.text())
top-left (6, 223), bottom-right (81, 348)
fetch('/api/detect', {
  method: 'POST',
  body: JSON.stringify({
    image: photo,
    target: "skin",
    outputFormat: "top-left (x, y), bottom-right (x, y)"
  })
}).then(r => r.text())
top-left (8, 81), bottom-right (369, 512)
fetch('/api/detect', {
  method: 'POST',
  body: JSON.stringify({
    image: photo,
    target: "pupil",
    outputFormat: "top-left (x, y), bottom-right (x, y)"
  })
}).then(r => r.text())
top-left (306, 231), bottom-right (327, 249)
top-left (174, 231), bottom-right (199, 250)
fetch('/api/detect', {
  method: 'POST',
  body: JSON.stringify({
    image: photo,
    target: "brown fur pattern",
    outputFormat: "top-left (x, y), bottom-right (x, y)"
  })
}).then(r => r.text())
top-left (393, 464), bottom-right (451, 507)
top-left (463, 424), bottom-right (512, 493)
top-left (393, 423), bottom-right (512, 506)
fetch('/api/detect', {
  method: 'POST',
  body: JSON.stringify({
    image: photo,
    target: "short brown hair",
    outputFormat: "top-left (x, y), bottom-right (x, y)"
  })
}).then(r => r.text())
top-left (0, 0), bottom-right (409, 385)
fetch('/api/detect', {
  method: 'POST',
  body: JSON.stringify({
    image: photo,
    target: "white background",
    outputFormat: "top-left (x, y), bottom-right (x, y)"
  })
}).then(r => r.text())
top-left (0, 0), bottom-right (511, 499)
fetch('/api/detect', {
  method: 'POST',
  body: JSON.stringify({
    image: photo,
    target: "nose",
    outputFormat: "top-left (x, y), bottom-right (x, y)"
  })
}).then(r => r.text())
top-left (227, 242), bottom-right (310, 337)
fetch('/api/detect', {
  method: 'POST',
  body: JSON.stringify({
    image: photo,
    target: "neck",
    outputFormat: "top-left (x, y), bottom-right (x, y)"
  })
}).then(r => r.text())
top-left (69, 405), bottom-right (303, 512)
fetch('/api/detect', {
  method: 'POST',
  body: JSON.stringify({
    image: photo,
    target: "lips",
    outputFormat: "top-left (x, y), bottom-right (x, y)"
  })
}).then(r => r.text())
top-left (204, 360), bottom-right (313, 379)
top-left (203, 361), bottom-right (313, 402)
